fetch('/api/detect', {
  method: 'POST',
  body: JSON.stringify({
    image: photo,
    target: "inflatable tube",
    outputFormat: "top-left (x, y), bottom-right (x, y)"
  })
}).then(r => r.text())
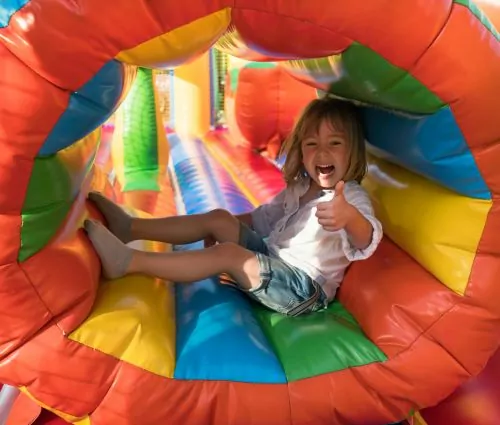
top-left (0, 1), bottom-right (500, 425)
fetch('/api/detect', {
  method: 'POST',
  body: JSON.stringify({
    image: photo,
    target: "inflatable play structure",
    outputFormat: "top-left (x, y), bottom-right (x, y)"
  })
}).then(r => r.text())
top-left (1, 1), bottom-right (500, 425)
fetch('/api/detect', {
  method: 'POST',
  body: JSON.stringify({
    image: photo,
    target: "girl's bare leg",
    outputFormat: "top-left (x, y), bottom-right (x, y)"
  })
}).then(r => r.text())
top-left (84, 220), bottom-right (260, 290)
top-left (128, 244), bottom-right (260, 290)
top-left (88, 192), bottom-right (240, 245)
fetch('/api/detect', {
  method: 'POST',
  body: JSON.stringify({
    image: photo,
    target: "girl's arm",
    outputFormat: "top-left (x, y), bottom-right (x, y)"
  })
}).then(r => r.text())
top-left (316, 181), bottom-right (383, 261)
top-left (344, 207), bottom-right (374, 250)
top-left (341, 185), bottom-right (383, 261)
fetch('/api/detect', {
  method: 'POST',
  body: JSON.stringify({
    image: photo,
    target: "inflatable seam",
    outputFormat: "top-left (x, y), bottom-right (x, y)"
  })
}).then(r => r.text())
top-left (232, 5), bottom-right (354, 44)
top-left (17, 262), bottom-right (55, 325)
top-left (393, 300), bottom-right (472, 376)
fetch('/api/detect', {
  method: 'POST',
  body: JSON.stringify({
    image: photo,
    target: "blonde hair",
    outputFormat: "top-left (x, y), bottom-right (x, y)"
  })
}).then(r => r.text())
top-left (280, 97), bottom-right (367, 185)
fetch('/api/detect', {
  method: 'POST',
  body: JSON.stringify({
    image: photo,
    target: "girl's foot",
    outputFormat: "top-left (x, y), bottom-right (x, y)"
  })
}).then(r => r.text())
top-left (88, 192), bottom-right (132, 243)
top-left (84, 219), bottom-right (133, 280)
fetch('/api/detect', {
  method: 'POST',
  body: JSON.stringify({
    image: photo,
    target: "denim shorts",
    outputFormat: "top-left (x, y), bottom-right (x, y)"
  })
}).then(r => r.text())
top-left (233, 222), bottom-right (328, 316)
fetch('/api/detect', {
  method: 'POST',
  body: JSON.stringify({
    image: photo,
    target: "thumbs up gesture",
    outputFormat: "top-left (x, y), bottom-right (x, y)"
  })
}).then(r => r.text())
top-left (316, 180), bottom-right (355, 232)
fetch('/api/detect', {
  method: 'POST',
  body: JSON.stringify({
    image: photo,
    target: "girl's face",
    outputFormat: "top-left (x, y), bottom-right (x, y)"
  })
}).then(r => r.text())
top-left (300, 119), bottom-right (349, 190)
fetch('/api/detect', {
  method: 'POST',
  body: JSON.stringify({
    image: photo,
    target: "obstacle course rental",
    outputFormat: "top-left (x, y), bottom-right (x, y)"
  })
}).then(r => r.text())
top-left (1, 1), bottom-right (500, 425)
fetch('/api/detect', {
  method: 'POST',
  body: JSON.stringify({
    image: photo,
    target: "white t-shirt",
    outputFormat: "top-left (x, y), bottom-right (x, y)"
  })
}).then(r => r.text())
top-left (250, 178), bottom-right (383, 300)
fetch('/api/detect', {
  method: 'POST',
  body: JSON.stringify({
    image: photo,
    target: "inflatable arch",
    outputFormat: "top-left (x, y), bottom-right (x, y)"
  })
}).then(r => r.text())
top-left (1, 1), bottom-right (500, 425)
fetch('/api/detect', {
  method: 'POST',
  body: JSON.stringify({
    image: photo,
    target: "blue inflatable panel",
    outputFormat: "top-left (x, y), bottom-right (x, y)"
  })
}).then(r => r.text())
top-left (168, 134), bottom-right (286, 384)
top-left (362, 106), bottom-right (491, 200)
top-left (40, 60), bottom-right (125, 156)
top-left (0, 0), bottom-right (29, 28)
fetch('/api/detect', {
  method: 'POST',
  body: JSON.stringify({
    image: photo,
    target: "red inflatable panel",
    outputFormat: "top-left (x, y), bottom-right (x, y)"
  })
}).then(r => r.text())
top-left (232, 65), bottom-right (317, 158)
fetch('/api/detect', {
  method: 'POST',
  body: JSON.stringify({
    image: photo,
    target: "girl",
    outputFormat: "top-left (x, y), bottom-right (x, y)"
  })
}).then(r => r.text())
top-left (84, 97), bottom-right (383, 316)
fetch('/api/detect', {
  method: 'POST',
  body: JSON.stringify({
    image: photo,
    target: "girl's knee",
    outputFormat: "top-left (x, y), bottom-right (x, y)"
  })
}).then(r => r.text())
top-left (213, 242), bottom-right (260, 289)
top-left (206, 209), bottom-right (239, 237)
top-left (210, 242), bottom-right (241, 270)
top-left (207, 208), bottom-right (234, 223)
top-left (212, 241), bottom-right (239, 254)
top-left (213, 242), bottom-right (251, 263)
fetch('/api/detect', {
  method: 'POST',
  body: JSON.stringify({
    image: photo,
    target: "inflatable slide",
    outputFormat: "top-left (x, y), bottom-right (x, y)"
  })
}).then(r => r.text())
top-left (1, 1), bottom-right (500, 425)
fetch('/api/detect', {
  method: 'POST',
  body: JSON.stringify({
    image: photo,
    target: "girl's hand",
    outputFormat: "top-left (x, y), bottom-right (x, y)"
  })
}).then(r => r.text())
top-left (316, 181), bottom-right (355, 232)
top-left (316, 180), bottom-right (374, 249)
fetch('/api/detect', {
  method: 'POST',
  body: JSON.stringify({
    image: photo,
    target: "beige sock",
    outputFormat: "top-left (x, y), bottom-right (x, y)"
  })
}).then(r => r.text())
top-left (88, 192), bottom-right (132, 243)
top-left (84, 219), bottom-right (133, 280)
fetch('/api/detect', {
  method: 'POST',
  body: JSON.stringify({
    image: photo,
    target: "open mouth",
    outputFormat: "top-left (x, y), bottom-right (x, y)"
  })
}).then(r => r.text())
top-left (316, 164), bottom-right (335, 176)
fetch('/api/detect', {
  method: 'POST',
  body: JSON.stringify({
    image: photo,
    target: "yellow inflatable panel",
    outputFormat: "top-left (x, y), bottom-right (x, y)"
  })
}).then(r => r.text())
top-left (363, 155), bottom-right (491, 295)
top-left (58, 127), bottom-right (100, 163)
top-left (173, 53), bottom-right (211, 136)
top-left (69, 239), bottom-right (176, 378)
top-left (215, 24), bottom-right (257, 59)
top-left (116, 9), bottom-right (231, 68)
top-left (20, 386), bottom-right (84, 423)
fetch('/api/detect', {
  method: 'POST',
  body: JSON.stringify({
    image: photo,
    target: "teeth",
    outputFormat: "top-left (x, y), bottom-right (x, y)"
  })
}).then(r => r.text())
top-left (316, 164), bottom-right (335, 176)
